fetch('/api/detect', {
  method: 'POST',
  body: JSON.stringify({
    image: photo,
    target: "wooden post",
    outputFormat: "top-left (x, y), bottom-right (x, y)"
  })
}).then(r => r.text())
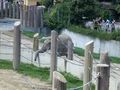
top-left (5, 2), bottom-right (8, 17)
top-left (52, 71), bottom-right (67, 90)
top-left (20, 4), bottom-right (23, 25)
top-left (117, 82), bottom-right (120, 90)
top-left (31, 6), bottom-right (34, 27)
top-left (24, 5), bottom-right (28, 27)
top-left (16, 3), bottom-right (20, 19)
top-left (12, 2), bottom-right (16, 18)
top-left (67, 40), bottom-right (73, 60)
top-left (64, 59), bottom-right (67, 72)
top-left (96, 52), bottom-right (110, 90)
top-left (13, 21), bottom-right (21, 70)
top-left (33, 33), bottom-right (39, 51)
top-left (27, 6), bottom-right (31, 27)
top-left (34, 6), bottom-right (37, 28)
top-left (1, 0), bottom-right (4, 18)
top-left (96, 64), bottom-right (109, 90)
top-left (8, 2), bottom-right (12, 18)
top-left (50, 30), bottom-right (58, 81)
top-left (40, 6), bottom-right (44, 29)
top-left (37, 6), bottom-right (45, 32)
top-left (36, 6), bottom-right (41, 27)
top-left (83, 41), bottom-right (94, 90)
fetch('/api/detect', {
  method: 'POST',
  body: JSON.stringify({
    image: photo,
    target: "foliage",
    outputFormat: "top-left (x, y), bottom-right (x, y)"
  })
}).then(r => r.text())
top-left (22, 31), bottom-right (35, 38)
top-left (42, 0), bottom-right (118, 31)
top-left (44, 2), bottom-right (71, 31)
top-left (39, 0), bottom-right (53, 7)
top-left (115, 4), bottom-right (120, 13)
top-left (22, 31), bottom-right (44, 39)
top-left (70, 0), bottom-right (97, 24)
top-left (97, 7), bottom-right (112, 19)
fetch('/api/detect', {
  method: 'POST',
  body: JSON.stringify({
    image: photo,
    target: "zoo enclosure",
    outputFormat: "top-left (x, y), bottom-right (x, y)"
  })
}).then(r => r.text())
top-left (0, 1), bottom-right (120, 89)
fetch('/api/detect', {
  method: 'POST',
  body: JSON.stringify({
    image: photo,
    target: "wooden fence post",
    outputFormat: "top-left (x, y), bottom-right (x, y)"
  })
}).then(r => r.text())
top-left (50, 30), bottom-right (58, 81)
top-left (8, 2), bottom-right (12, 18)
top-left (12, 3), bottom-right (16, 18)
top-left (31, 6), bottom-right (34, 27)
top-left (16, 3), bottom-right (20, 19)
top-left (5, 2), bottom-right (8, 17)
top-left (33, 6), bottom-right (37, 28)
top-left (52, 71), bottom-right (67, 90)
top-left (83, 41), bottom-right (94, 90)
top-left (96, 64), bottom-right (109, 90)
top-left (36, 6), bottom-right (45, 32)
top-left (96, 52), bottom-right (110, 90)
top-left (36, 6), bottom-right (41, 28)
top-left (20, 4), bottom-right (23, 25)
top-left (27, 6), bottom-right (31, 27)
top-left (1, 0), bottom-right (4, 18)
top-left (67, 40), bottom-right (73, 60)
top-left (24, 5), bottom-right (28, 27)
top-left (13, 21), bottom-right (21, 70)
top-left (33, 33), bottom-right (39, 51)
top-left (64, 59), bottom-right (67, 72)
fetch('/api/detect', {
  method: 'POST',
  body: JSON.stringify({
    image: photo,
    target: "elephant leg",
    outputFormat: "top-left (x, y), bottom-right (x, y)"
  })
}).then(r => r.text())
top-left (38, 55), bottom-right (40, 67)
top-left (34, 50), bottom-right (41, 61)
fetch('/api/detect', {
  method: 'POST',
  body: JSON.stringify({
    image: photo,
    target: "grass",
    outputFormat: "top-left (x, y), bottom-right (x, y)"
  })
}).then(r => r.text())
top-left (62, 72), bottom-right (95, 89)
top-left (74, 47), bottom-right (120, 64)
top-left (22, 31), bottom-right (36, 38)
top-left (0, 60), bottom-right (49, 81)
top-left (0, 60), bottom-right (92, 89)
top-left (22, 31), bottom-right (46, 43)
top-left (68, 25), bottom-right (120, 41)
top-left (22, 31), bottom-right (45, 39)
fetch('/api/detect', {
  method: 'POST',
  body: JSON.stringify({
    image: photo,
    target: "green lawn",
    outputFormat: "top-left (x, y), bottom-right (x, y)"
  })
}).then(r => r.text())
top-left (22, 31), bottom-right (44, 39)
top-left (0, 60), bottom-right (94, 89)
top-left (22, 31), bottom-right (36, 38)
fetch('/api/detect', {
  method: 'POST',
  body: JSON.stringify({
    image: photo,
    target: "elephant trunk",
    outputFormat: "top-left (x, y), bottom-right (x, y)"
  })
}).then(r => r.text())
top-left (34, 43), bottom-right (51, 61)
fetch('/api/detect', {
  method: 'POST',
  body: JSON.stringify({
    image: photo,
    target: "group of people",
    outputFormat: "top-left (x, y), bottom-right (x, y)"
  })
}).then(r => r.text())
top-left (93, 17), bottom-right (115, 32)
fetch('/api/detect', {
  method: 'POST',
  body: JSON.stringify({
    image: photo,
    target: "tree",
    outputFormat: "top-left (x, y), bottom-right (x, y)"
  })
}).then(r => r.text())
top-left (70, 0), bottom-right (97, 24)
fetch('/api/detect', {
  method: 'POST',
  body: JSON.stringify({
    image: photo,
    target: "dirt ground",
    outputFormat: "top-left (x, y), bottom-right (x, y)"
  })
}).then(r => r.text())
top-left (0, 69), bottom-right (51, 90)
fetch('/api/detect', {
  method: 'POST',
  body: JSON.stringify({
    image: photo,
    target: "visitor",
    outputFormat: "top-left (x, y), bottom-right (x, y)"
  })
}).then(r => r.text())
top-left (111, 20), bottom-right (115, 32)
top-left (101, 20), bottom-right (106, 32)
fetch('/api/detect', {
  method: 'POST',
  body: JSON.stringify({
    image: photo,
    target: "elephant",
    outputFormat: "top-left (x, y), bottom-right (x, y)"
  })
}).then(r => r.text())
top-left (34, 34), bottom-right (73, 61)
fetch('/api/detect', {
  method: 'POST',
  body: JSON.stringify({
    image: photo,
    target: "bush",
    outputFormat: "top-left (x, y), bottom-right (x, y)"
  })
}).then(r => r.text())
top-left (44, 2), bottom-right (71, 31)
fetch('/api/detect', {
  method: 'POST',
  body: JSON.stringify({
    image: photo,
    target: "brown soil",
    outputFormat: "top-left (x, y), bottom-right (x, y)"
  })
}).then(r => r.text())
top-left (0, 69), bottom-right (51, 90)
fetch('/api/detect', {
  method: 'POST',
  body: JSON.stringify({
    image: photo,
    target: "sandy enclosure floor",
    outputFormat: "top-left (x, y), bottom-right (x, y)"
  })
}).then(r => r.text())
top-left (0, 69), bottom-right (51, 90)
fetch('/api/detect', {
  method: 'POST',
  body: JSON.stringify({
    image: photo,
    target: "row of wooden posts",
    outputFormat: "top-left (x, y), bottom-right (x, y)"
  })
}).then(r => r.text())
top-left (0, 1), bottom-right (44, 29)
top-left (12, 22), bottom-right (110, 90)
